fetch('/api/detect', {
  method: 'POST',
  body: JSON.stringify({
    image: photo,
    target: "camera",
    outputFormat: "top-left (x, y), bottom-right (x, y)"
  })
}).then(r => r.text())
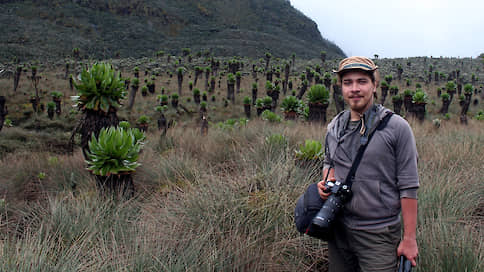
top-left (311, 180), bottom-right (352, 229)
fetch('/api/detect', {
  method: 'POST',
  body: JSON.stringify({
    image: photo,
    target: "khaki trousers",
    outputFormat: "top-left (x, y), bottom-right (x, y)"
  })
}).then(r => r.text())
top-left (328, 221), bottom-right (401, 272)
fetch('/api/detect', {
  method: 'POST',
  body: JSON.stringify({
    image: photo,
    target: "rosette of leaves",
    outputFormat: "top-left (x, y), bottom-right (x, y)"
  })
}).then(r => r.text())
top-left (294, 139), bottom-right (324, 160)
top-left (307, 84), bottom-right (330, 104)
top-left (261, 110), bottom-right (281, 122)
top-left (441, 92), bottom-right (450, 101)
top-left (73, 63), bottom-right (126, 113)
top-left (86, 126), bottom-right (144, 176)
top-left (445, 81), bottom-right (456, 92)
top-left (280, 95), bottom-right (303, 113)
top-left (137, 115), bottom-right (150, 125)
top-left (392, 94), bottom-right (403, 103)
top-left (50, 91), bottom-right (63, 100)
top-left (412, 89), bottom-right (428, 104)
top-left (463, 83), bottom-right (473, 95)
top-left (243, 96), bottom-right (252, 105)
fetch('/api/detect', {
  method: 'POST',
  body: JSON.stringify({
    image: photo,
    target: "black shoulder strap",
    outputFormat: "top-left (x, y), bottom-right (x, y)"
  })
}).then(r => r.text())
top-left (344, 112), bottom-right (393, 188)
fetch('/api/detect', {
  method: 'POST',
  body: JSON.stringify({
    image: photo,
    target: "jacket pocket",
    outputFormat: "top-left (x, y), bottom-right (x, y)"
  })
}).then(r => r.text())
top-left (344, 178), bottom-right (399, 220)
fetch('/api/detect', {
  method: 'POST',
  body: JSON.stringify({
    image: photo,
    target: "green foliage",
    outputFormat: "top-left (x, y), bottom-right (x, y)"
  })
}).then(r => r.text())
top-left (265, 133), bottom-right (288, 148)
top-left (171, 93), bottom-right (179, 100)
top-left (413, 90), bottom-right (428, 104)
top-left (265, 80), bottom-right (274, 91)
top-left (255, 98), bottom-right (264, 108)
top-left (403, 89), bottom-right (414, 97)
top-left (307, 84), bottom-right (330, 104)
top-left (158, 94), bottom-right (169, 102)
top-left (261, 110), bottom-right (281, 123)
top-left (440, 92), bottom-right (450, 101)
top-left (50, 91), bottom-right (63, 98)
top-left (86, 126), bottom-right (144, 176)
top-left (155, 105), bottom-right (168, 112)
top-left (227, 73), bottom-right (236, 84)
top-left (137, 115), bottom-right (150, 125)
top-left (463, 83), bottom-right (473, 94)
top-left (445, 81), bottom-right (456, 92)
top-left (294, 139), bottom-right (323, 160)
top-left (280, 95), bottom-right (303, 113)
top-left (444, 113), bottom-right (451, 120)
top-left (73, 62), bottom-right (126, 113)
top-left (380, 80), bottom-right (389, 88)
top-left (262, 96), bottom-right (272, 107)
top-left (119, 121), bottom-right (131, 129)
top-left (215, 118), bottom-right (248, 130)
top-left (390, 85), bottom-right (399, 92)
top-left (200, 101), bottom-right (207, 110)
top-left (392, 94), bottom-right (402, 102)
top-left (193, 88), bottom-right (200, 95)
top-left (3, 118), bottom-right (12, 127)
top-left (243, 96), bottom-right (251, 105)
top-left (46, 101), bottom-right (56, 110)
top-left (475, 110), bottom-right (484, 120)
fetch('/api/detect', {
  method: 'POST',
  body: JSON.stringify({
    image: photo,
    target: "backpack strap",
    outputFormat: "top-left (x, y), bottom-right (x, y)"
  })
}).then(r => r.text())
top-left (344, 112), bottom-right (393, 188)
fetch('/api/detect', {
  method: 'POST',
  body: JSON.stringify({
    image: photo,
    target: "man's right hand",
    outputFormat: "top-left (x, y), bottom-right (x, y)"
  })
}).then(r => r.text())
top-left (317, 180), bottom-right (332, 200)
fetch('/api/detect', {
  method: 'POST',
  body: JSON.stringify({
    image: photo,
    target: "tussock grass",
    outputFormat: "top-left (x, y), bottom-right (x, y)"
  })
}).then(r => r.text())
top-left (0, 117), bottom-right (482, 271)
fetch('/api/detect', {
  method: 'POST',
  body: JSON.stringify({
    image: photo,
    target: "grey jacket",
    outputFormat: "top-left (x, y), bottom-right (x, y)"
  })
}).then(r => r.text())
top-left (323, 104), bottom-right (419, 230)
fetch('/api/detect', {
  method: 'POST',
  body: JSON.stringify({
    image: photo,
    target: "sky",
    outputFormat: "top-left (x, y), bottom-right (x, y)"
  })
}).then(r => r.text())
top-left (290, 0), bottom-right (484, 58)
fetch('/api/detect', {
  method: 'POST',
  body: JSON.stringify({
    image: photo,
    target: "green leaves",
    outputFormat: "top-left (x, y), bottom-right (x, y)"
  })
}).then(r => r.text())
top-left (73, 62), bottom-right (126, 113)
top-left (307, 84), bottom-right (330, 104)
top-left (280, 95), bottom-right (303, 113)
top-left (294, 139), bottom-right (324, 160)
top-left (86, 126), bottom-right (145, 176)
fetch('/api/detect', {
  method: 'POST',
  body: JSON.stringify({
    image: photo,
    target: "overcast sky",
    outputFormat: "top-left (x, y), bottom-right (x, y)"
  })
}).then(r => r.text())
top-left (290, 0), bottom-right (484, 58)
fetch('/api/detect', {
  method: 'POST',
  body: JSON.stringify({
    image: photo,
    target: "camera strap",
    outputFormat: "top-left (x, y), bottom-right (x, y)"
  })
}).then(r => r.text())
top-left (344, 112), bottom-right (393, 189)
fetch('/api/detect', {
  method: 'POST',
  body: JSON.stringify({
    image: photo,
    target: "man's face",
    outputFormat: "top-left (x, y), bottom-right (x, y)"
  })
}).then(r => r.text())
top-left (341, 70), bottom-right (376, 115)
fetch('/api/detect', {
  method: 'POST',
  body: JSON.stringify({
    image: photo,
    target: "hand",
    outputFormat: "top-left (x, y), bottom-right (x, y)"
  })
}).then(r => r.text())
top-left (397, 237), bottom-right (418, 267)
top-left (317, 180), bottom-right (332, 200)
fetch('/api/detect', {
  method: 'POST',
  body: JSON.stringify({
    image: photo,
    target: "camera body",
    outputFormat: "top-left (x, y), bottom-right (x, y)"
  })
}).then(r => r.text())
top-left (311, 180), bottom-right (352, 229)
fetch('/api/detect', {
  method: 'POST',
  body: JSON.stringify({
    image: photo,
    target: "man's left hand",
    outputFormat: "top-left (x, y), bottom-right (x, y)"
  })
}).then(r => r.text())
top-left (397, 237), bottom-right (418, 266)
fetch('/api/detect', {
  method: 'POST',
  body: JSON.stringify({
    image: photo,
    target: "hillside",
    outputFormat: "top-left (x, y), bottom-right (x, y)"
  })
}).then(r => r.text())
top-left (0, 0), bottom-right (346, 61)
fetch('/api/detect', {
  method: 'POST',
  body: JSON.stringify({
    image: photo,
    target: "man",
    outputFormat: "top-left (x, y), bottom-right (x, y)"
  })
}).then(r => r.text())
top-left (318, 56), bottom-right (419, 271)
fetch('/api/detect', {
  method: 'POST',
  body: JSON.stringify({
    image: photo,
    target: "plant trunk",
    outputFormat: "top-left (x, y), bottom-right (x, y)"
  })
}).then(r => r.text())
top-left (236, 77), bottom-right (241, 93)
top-left (252, 87), bottom-right (258, 106)
top-left (47, 108), bottom-right (54, 119)
top-left (127, 85), bottom-right (138, 110)
top-left (79, 109), bottom-right (119, 160)
top-left (177, 74), bottom-right (183, 95)
top-left (393, 100), bottom-right (403, 115)
top-left (95, 173), bottom-right (134, 199)
top-left (244, 104), bottom-right (251, 119)
top-left (284, 111), bottom-right (297, 120)
top-left (296, 81), bottom-right (308, 99)
top-left (194, 94), bottom-right (200, 104)
top-left (332, 84), bottom-right (344, 113)
top-left (157, 113), bottom-right (167, 135)
top-left (54, 98), bottom-right (61, 116)
top-left (440, 100), bottom-right (451, 114)
top-left (413, 103), bottom-right (426, 122)
top-left (308, 102), bottom-right (329, 123)
top-left (0, 96), bottom-right (7, 132)
top-left (13, 66), bottom-right (22, 92)
top-left (403, 95), bottom-right (413, 113)
top-left (227, 83), bottom-right (235, 104)
top-left (380, 87), bottom-right (388, 105)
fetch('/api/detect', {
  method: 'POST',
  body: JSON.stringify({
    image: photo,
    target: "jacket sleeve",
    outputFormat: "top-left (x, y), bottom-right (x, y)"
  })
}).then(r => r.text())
top-left (394, 118), bottom-right (419, 199)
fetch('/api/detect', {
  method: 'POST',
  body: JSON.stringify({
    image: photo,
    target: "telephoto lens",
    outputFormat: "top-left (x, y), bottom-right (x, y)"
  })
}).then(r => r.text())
top-left (311, 193), bottom-right (344, 228)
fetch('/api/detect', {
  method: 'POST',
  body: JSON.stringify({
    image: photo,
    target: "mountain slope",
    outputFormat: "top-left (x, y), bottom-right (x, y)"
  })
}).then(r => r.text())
top-left (0, 0), bottom-right (346, 61)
